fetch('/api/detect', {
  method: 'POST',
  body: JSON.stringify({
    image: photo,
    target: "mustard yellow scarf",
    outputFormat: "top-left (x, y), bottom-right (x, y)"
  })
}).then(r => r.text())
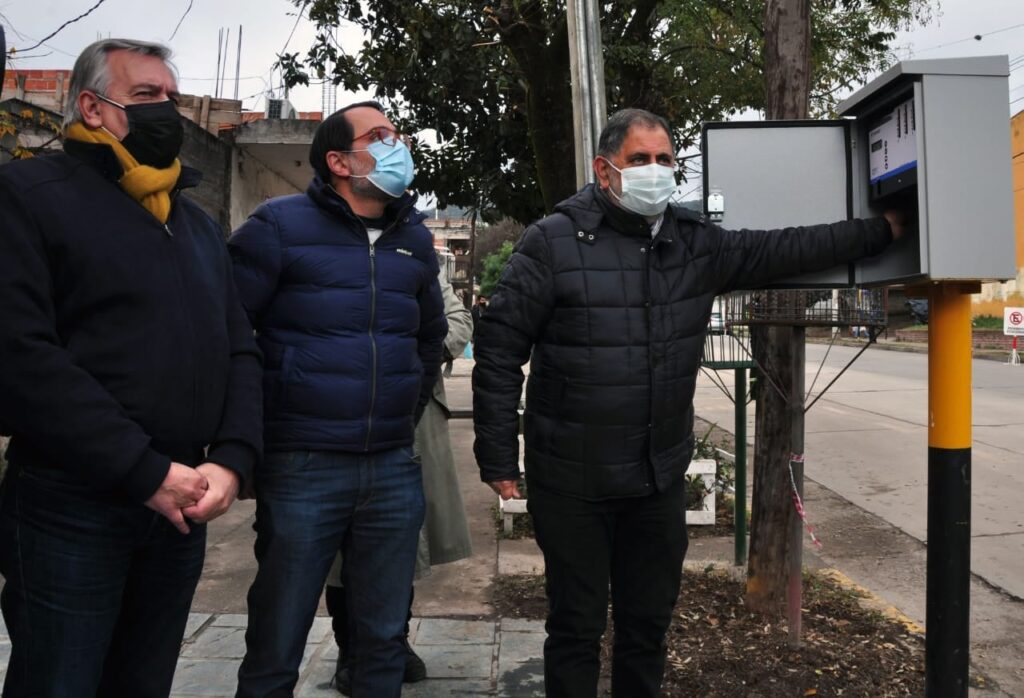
top-left (65, 123), bottom-right (181, 224)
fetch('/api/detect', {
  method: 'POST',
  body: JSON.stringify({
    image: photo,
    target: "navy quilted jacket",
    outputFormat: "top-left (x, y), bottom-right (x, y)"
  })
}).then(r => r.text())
top-left (228, 177), bottom-right (447, 454)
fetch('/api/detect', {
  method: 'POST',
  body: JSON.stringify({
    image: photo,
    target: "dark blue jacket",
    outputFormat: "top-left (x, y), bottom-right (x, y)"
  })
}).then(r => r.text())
top-left (0, 141), bottom-right (263, 502)
top-left (228, 177), bottom-right (447, 454)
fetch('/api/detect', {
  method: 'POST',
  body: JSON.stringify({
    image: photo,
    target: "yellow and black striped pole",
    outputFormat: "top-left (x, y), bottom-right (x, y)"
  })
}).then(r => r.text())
top-left (926, 282), bottom-right (974, 696)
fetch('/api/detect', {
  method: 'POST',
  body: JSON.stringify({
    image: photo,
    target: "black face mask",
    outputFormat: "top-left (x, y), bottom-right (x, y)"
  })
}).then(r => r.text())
top-left (97, 94), bottom-right (184, 168)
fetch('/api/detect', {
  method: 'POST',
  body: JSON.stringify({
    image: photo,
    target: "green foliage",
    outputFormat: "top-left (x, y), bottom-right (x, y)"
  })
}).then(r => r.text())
top-left (972, 315), bottom-right (1003, 329)
top-left (686, 424), bottom-right (736, 509)
top-left (473, 219), bottom-right (524, 280)
top-left (479, 240), bottom-right (515, 297)
top-left (285, 0), bottom-right (932, 223)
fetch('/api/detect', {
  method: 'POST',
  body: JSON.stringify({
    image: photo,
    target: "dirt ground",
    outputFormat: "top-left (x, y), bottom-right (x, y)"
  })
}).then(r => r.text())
top-left (492, 570), bottom-right (924, 697)
top-left (489, 417), bottom-right (927, 696)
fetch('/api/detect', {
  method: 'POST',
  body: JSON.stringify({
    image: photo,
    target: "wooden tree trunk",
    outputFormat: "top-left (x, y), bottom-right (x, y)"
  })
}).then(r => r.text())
top-left (745, 0), bottom-right (811, 616)
top-left (763, 0), bottom-right (812, 121)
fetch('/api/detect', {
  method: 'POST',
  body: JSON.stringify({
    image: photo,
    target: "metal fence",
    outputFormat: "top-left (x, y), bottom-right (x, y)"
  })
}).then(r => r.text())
top-left (702, 289), bottom-right (888, 369)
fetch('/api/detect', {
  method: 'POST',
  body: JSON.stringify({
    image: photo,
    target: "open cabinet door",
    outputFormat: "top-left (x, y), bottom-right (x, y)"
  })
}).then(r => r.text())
top-left (701, 120), bottom-right (853, 288)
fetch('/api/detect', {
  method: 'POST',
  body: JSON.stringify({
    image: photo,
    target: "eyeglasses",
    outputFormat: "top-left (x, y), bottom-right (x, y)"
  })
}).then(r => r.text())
top-left (352, 126), bottom-right (411, 148)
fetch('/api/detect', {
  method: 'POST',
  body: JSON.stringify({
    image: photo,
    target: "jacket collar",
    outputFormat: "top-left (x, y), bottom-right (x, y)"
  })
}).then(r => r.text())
top-left (63, 139), bottom-right (202, 190)
top-left (555, 183), bottom-right (679, 245)
top-left (305, 175), bottom-right (423, 230)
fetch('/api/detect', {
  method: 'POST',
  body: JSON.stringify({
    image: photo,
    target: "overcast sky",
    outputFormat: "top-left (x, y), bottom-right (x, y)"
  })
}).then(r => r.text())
top-left (3, 0), bottom-right (1023, 115)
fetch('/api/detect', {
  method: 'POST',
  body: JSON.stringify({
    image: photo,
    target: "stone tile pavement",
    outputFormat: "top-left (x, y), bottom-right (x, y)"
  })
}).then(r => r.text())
top-left (0, 612), bottom-right (544, 696)
top-left (168, 614), bottom-right (544, 698)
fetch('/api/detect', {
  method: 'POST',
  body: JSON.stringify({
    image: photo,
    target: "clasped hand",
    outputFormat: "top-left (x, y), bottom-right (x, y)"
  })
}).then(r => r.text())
top-left (488, 479), bottom-right (523, 500)
top-left (145, 462), bottom-right (240, 534)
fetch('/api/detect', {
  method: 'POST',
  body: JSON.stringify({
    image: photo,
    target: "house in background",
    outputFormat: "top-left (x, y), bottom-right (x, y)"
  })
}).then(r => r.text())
top-left (2, 69), bottom-right (319, 232)
top-left (974, 109), bottom-right (1024, 318)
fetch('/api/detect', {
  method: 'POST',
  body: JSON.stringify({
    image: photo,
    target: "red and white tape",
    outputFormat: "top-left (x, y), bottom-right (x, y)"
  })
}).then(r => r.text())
top-left (789, 453), bottom-right (822, 549)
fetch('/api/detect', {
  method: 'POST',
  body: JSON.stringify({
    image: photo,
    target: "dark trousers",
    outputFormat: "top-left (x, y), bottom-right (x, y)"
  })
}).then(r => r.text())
top-left (0, 467), bottom-right (206, 698)
top-left (528, 478), bottom-right (689, 698)
top-left (236, 447), bottom-right (424, 698)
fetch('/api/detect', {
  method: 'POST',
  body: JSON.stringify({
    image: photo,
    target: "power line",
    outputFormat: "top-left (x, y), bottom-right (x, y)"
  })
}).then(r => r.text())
top-left (17, 0), bottom-right (109, 53)
top-left (904, 21), bottom-right (1024, 58)
top-left (6, 52), bottom-right (55, 62)
top-left (5, 31), bottom-right (77, 58)
top-left (168, 0), bottom-right (195, 42)
top-left (180, 74), bottom-right (267, 82)
top-left (281, 1), bottom-right (309, 56)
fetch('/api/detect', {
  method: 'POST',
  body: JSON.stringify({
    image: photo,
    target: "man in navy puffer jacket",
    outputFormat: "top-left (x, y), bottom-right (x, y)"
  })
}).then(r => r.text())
top-left (231, 102), bottom-right (446, 698)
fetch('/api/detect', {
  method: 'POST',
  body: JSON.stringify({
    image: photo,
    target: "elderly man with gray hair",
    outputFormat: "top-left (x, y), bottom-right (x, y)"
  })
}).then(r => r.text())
top-left (0, 39), bottom-right (261, 696)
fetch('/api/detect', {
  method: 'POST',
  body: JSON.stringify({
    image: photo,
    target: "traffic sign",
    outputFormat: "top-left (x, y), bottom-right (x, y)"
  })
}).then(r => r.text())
top-left (1005, 307), bottom-right (1024, 336)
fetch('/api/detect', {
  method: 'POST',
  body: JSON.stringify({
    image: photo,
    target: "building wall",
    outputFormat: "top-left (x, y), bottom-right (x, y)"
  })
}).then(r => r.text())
top-left (2, 70), bottom-right (72, 114)
top-left (974, 111), bottom-right (1024, 317)
top-left (229, 148), bottom-right (302, 230)
top-left (179, 118), bottom-right (233, 233)
top-left (178, 121), bottom-right (303, 234)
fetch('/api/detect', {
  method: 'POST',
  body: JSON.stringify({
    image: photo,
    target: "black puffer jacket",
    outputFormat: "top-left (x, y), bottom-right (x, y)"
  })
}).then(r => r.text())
top-left (473, 185), bottom-right (891, 501)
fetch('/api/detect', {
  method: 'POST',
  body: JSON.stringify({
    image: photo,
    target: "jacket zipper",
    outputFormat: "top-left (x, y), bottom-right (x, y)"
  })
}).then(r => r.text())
top-left (361, 214), bottom-right (408, 451)
top-left (641, 242), bottom-right (653, 433)
top-left (365, 242), bottom-right (378, 451)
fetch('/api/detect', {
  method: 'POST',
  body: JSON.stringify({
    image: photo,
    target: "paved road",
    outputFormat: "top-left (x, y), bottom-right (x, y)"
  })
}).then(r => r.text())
top-left (695, 341), bottom-right (1024, 599)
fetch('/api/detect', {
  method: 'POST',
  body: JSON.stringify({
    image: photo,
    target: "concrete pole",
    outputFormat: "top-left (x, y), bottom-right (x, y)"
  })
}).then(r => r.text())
top-left (926, 283), bottom-right (972, 696)
top-left (787, 327), bottom-right (805, 647)
top-left (566, 0), bottom-right (607, 188)
top-left (734, 367), bottom-right (748, 566)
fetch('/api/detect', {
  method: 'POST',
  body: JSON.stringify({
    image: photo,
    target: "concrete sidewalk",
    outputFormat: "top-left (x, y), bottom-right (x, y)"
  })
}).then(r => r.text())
top-left (169, 613), bottom-right (544, 697)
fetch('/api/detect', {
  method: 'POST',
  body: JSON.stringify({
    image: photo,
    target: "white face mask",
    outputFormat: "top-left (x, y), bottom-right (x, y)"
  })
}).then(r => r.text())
top-left (602, 159), bottom-right (677, 217)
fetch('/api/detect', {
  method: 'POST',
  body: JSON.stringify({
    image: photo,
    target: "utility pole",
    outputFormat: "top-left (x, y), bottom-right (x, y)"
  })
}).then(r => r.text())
top-left (746, 0), bottom-right (812, 644)
top-left (926, 283), bottom-right (974, 695)
top-left (566, 0), bottom-right (606, 187)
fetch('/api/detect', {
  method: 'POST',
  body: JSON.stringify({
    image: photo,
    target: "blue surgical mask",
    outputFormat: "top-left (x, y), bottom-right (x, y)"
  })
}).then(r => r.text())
top-left (349, 140), bottom-right (415, 198)
top-left (602, 158), bottom-right (677, 217)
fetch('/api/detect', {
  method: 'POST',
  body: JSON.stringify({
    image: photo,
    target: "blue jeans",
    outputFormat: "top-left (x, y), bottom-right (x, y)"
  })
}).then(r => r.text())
top-left (0, 466), bottom-right (206, 698)
top-left (236, 447), bottom-right (424, 698)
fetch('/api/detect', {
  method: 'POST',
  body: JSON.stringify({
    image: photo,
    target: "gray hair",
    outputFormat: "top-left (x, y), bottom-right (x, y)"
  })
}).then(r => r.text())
top-left (63, 38), bottom-right (175, 127)
top-left (597, 108), bottom-right (674, 159)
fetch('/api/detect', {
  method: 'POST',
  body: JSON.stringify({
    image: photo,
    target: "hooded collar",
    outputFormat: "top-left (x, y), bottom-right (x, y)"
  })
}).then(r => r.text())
top-left (305, 175), bottom-right (424, 230)
top-left (555, 183), bottom-right (677, 245)
top-left (63, 139), bottom-right (202, 190)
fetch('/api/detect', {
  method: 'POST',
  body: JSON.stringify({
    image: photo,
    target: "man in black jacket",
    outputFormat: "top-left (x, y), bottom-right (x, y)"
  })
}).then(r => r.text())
top-left (0, 39), bottom-right (261, 697)
top-left (473, 109), bottom-right (904, 698)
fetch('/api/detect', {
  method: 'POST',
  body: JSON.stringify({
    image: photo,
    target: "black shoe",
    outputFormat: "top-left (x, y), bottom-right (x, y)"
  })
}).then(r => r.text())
top-left (334, 642), bottom-right (425, 692)
top-left (403, 639), bottom-right (427, 683)
top-left (332, 654), bottom-right (351, 696)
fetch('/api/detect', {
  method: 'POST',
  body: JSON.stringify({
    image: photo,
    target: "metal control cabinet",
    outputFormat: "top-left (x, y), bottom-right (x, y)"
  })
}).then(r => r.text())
top-left (702, 56), bottom-right (1016, 288)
